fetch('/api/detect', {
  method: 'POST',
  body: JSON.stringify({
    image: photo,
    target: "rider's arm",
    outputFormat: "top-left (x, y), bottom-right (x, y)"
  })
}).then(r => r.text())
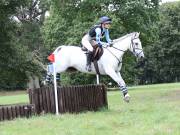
top-left (104, 29), bottom-right (112, 43)
top-left (95, 28), bottom-right (103, 46)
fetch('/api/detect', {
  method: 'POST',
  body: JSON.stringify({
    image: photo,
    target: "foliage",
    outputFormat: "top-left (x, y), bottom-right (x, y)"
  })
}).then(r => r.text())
top-left (141, 1), bottom-right (180, 83)
top-left (0, 0), bottom-right (49, 90)
top-left (0, 0), bottom-right (179, 89)
top-left (0, 0), bottom-right (27, 90)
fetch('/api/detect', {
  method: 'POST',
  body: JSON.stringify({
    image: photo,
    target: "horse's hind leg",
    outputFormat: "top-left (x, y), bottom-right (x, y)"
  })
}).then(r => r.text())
top-left (43, 64), bottom-right (53, 85)
top-left (45, 72), bottom-right (53, 84)
top-left (104, 67), bottom-right (130, 102)
top-left (56, 73), bottom-right (61, 85)
top-left (44, 63), bottom-right (66, 85)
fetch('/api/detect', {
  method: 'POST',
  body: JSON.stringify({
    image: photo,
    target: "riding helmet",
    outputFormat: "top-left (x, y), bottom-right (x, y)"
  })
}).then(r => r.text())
top-left (99, 16), bottom-right (112, 24)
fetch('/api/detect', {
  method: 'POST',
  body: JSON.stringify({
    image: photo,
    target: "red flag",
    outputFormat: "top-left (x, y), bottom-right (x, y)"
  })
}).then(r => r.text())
top-left (48, 53), bottom-right (55, 62)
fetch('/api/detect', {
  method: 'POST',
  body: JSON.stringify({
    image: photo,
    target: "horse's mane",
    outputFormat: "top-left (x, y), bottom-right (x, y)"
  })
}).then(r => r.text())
top-left (113, 32), bottom-right (137, 43)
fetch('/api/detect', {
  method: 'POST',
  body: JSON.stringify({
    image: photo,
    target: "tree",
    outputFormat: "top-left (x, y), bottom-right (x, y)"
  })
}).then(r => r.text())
top-left (0, 0), bottom-right (50, 90)
top-left (140, 1), bottom-right (180, 83)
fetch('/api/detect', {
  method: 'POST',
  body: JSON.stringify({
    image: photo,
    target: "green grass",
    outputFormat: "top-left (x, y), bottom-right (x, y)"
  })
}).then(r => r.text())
top-left (0, 91), bottom-right (28, 105)
top-left (0, 83), bottom-right (180, 135)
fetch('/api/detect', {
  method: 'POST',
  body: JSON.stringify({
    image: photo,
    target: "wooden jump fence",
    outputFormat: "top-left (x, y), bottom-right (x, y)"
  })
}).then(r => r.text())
top-left (0, 84), bottom-right (108, 121)
top-left (0, 104), bottom-right (35, 121)
top-left (28, 84), bottom-right (108, 114)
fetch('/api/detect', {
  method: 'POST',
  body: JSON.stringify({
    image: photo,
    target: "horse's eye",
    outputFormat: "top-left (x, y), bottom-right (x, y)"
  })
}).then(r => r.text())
top-left (135, 43), bottom-right (138, 45)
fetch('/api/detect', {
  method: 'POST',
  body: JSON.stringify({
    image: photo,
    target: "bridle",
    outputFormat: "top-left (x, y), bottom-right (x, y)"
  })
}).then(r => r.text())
top-left (104, 35), bottom-right (143, 65)
top-left (130, 37), bottom-right (144, 58)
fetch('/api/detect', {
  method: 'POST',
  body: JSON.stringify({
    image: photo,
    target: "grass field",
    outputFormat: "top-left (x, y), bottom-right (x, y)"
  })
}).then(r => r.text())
top-left (0, 83), bottom-right (180, 135)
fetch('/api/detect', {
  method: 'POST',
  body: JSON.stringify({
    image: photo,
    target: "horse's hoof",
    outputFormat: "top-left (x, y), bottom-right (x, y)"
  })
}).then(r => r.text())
top-left (86, 66), bottom-right (92, 72)
top-left (124, 93), bottom-right (130, 103)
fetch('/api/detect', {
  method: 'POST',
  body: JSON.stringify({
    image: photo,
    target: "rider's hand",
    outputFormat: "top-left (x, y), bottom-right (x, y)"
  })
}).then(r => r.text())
top-left (107, 40), bottom-right (113, 47)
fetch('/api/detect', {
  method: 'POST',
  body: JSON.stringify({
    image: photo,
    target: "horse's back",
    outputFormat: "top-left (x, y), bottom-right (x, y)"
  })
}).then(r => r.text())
top-left (55, 45), bottom-right (86, 68)
top-left (59, 46), bottom-right (85, 57)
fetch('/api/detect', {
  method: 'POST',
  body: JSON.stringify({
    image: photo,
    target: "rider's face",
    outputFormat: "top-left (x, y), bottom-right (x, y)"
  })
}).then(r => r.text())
top-left (103, 23), bottom-right (111, 29)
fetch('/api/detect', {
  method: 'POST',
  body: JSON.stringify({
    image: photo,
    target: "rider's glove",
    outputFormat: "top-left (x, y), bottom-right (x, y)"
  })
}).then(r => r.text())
top-left (107, 40), bottom-right (113, 47)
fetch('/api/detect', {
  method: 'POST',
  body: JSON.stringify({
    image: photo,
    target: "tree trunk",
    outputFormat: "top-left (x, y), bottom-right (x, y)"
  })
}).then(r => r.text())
top-left (27, 74), bottom-right (40, 89)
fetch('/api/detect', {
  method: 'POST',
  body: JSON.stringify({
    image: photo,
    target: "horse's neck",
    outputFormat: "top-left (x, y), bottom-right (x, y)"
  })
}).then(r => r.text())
top-left (113, 36), bottom-right (131, 51)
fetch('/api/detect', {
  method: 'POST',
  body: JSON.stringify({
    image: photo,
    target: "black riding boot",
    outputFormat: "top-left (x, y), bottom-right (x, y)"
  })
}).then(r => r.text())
top-left (86, 51), bottom-right (93, 72)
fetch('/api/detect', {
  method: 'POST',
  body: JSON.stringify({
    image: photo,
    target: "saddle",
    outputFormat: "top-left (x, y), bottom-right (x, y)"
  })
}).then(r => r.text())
top-left (81, 41), bottom-right (104, 75)
top-left (81, 40), bottom-right (104, 61)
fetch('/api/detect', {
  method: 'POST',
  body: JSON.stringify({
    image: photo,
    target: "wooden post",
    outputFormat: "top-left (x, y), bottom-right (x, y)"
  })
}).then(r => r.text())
top-left (53, 60), bottom-right (59, 115)
top-left (96, 74), bottom-right (100, 84)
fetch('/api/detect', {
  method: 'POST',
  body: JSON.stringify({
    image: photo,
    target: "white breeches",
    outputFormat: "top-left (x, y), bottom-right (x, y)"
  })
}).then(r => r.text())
top-left (81, 34), bottom-right (93, 52)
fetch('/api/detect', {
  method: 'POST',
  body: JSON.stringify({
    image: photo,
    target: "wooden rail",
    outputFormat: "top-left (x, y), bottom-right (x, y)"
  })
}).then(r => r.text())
top-left (29, 84), bottom-right (108, 114)
top-left (0, 104), bottom-right (35, 121)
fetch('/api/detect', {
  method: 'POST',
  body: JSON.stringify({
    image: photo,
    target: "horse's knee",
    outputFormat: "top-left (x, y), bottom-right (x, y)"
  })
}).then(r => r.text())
top-left (104, 68), bottom-right (112, 75)
top-left (105, 69), bottom-right (121, 83)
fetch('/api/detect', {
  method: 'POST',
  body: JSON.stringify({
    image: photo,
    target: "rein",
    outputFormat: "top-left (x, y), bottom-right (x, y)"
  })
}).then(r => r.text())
top-left (111, 46), bottom-right (125, 52)
top-left (105, 47), bottom-right (122, 65)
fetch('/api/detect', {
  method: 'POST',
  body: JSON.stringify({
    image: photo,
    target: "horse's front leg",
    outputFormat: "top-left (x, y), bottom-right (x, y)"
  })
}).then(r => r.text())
top-left (104, 67), bottom-right (130, 102)
top-left (116, 72), bottom-right (130, 102)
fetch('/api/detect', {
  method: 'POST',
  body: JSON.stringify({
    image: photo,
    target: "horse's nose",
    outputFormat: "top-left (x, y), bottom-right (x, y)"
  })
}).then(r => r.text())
top-left (140, 52), bottom-right (145, 58)
top-left (136, 57), bottom-right (146, 68)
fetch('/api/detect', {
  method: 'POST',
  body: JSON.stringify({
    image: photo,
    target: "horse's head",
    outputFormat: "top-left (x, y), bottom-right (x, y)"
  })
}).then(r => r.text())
top-left (130, 32), bottom-right (146, 67)
top-left (108, 32), bottom-right (146, 67)
top-left (130, 32), bottom-right (144, 58)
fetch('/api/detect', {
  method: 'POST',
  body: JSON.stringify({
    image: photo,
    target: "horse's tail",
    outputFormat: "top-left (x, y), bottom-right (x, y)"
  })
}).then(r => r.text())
top-left (47, 46), bottom-right (64, 63)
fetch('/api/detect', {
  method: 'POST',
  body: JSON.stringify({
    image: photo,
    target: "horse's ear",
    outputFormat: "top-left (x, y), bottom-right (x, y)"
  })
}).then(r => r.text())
top-left (135, 32), bottom-right (140, 38)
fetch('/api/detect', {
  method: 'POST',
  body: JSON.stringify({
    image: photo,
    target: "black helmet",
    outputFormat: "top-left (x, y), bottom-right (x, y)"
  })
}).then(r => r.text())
top-left (99, 16), bottom-right (112, 24)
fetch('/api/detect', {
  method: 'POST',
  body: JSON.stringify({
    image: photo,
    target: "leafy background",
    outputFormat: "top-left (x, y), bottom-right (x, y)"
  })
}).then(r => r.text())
top-left (0, 0), bottom-right (179, 90)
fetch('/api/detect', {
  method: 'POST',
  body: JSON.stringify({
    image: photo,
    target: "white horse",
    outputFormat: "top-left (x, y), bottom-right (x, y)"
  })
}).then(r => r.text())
top-left (47, 32), bottom-right (145, 102)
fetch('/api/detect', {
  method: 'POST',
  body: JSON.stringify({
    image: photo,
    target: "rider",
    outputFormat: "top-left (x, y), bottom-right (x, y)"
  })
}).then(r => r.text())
top-left (81, 16), bottom-right (113, 72)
